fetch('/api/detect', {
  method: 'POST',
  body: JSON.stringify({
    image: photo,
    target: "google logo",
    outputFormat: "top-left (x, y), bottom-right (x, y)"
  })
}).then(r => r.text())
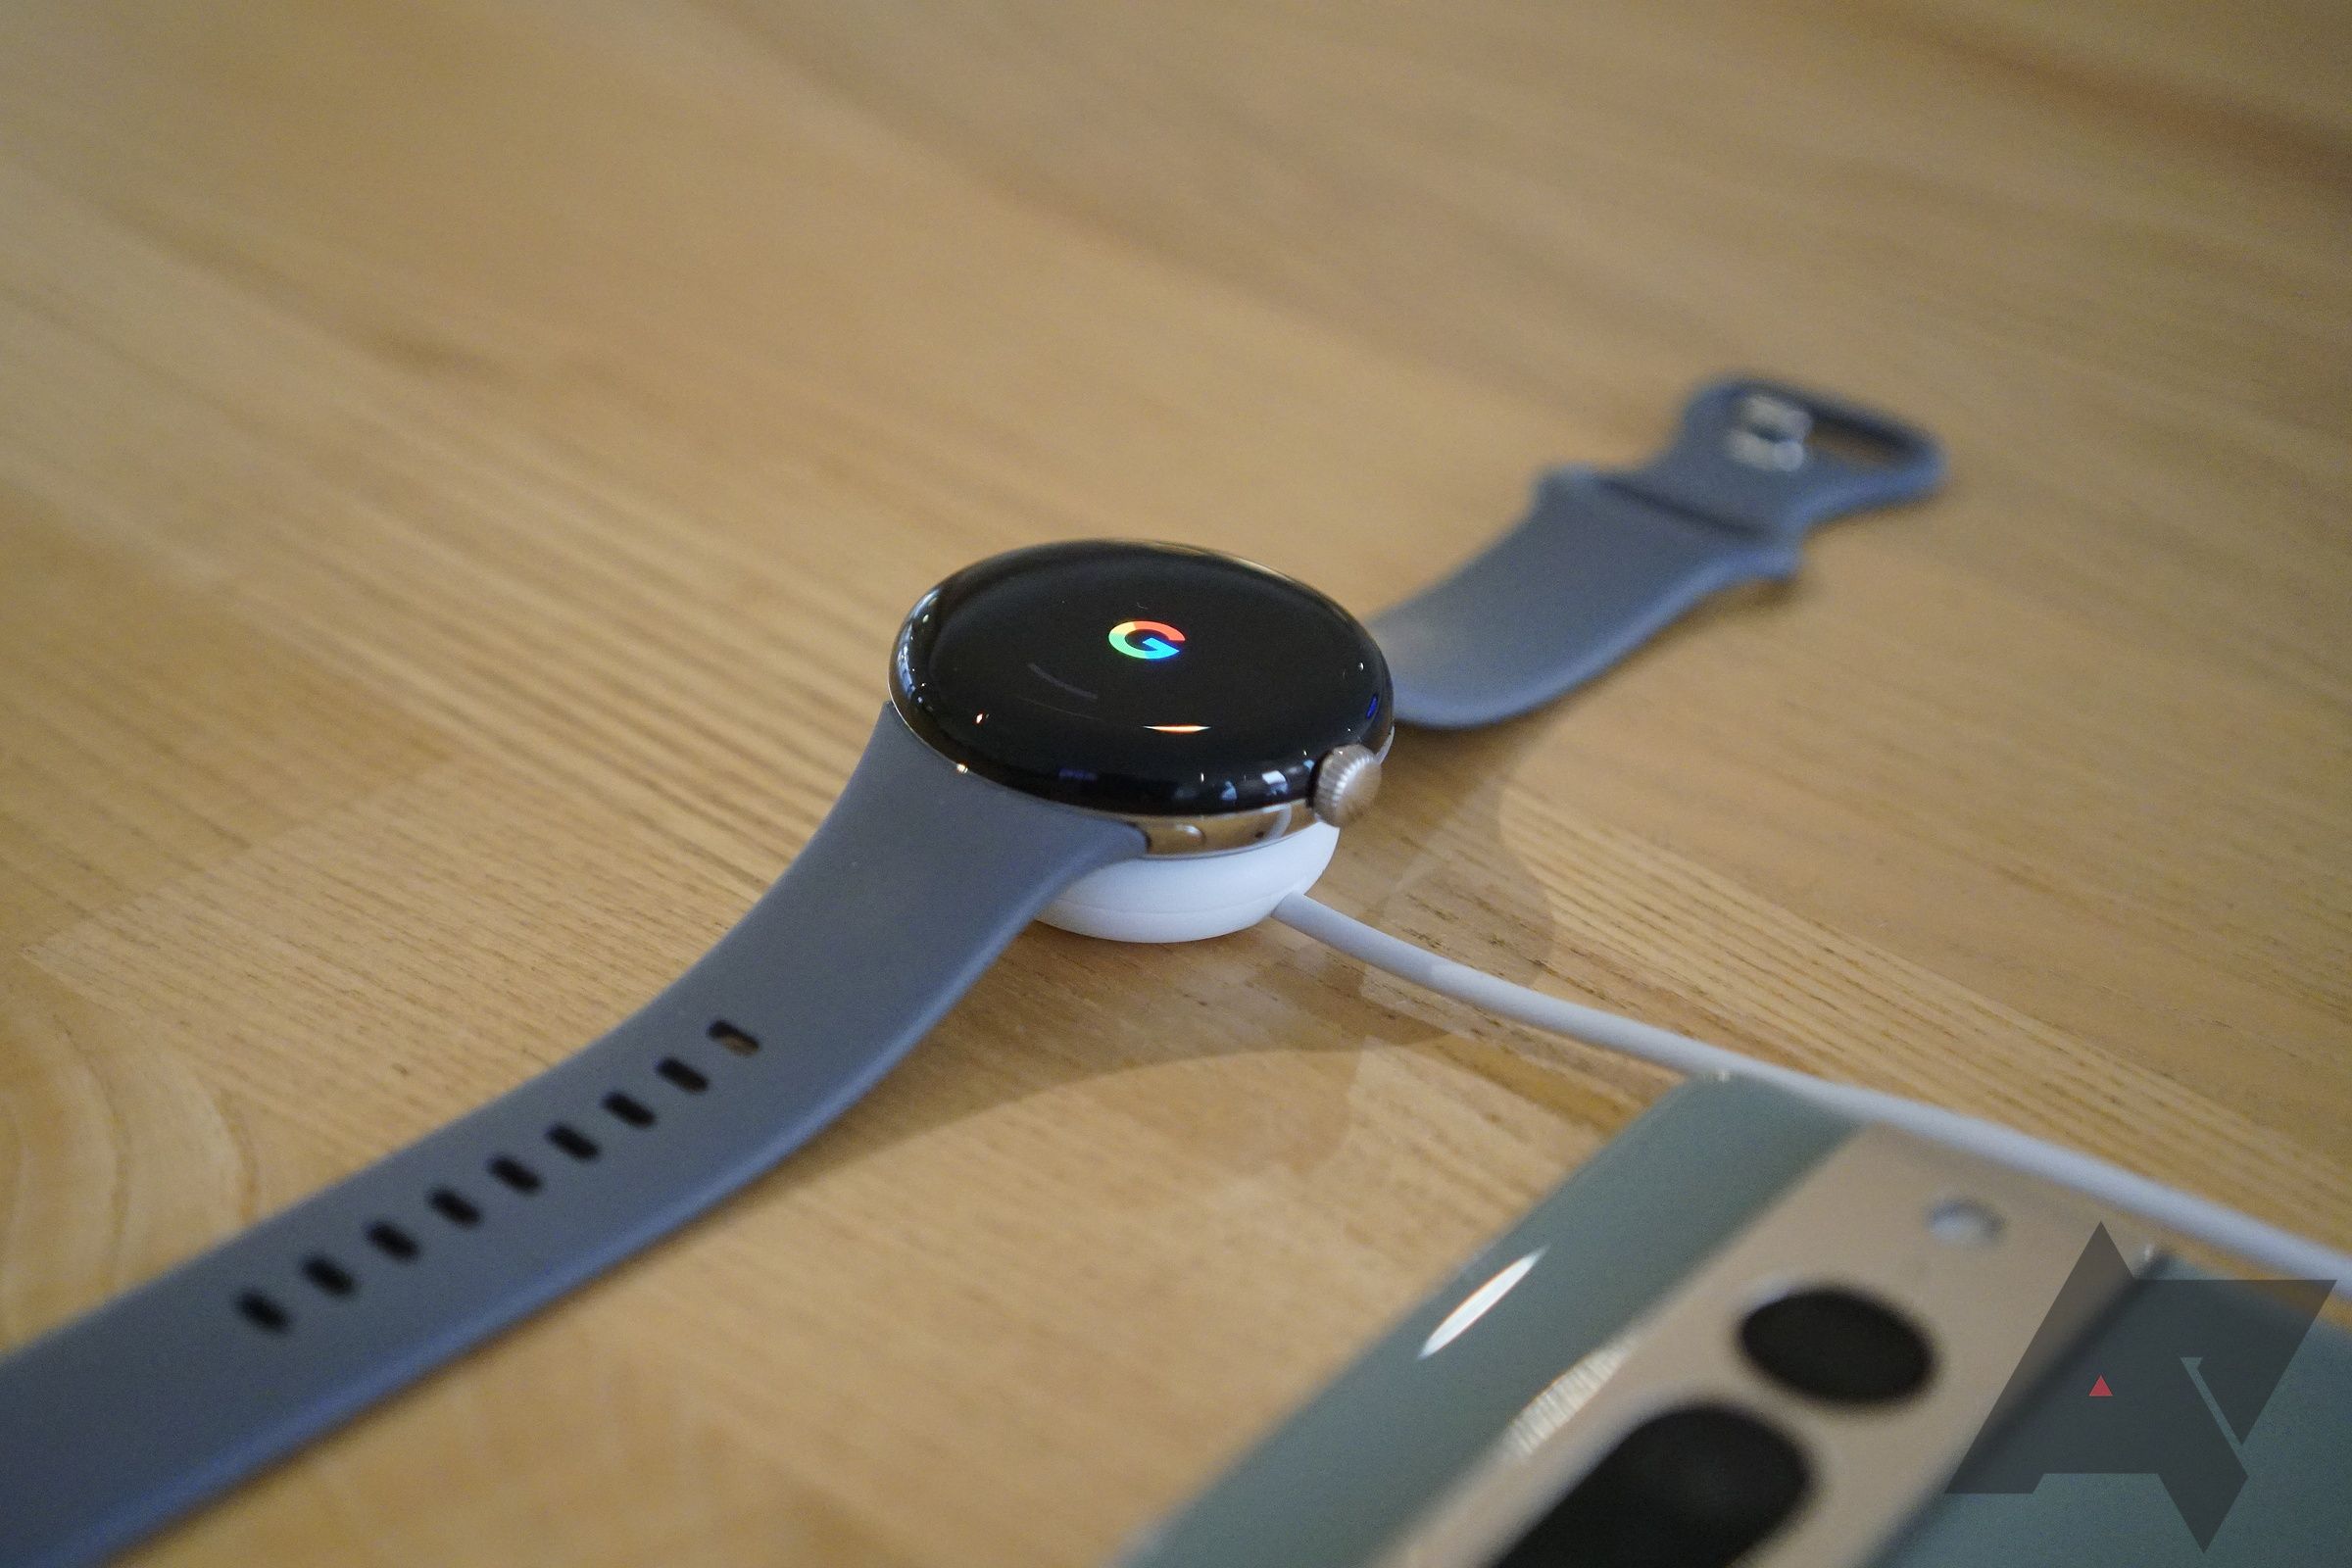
top-left (1108, 619), bottom-right (1186, 661)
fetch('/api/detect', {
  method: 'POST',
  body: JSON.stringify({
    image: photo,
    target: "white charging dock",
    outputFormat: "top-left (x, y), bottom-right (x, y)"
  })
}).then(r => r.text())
top-left (1039, 821), bottom-right (1342, 943)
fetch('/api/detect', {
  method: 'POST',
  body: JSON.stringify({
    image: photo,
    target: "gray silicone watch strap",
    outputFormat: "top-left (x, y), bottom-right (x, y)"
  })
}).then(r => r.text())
top-left (1375, 376), bottom-right (1945, 729)
top-left (0, 707), bottom-right (1143, 1568)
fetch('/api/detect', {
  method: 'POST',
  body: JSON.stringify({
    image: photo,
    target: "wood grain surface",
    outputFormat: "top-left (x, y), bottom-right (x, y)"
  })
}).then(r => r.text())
top-left (2, 2), bottom-right (2346, 1563)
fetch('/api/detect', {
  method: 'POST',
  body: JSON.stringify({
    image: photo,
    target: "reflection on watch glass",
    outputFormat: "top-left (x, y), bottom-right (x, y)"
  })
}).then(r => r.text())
top-left (893, 541), bottom-right (1392, 814)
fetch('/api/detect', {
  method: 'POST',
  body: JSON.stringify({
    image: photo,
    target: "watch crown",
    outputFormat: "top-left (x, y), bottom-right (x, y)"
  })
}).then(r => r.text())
top-left (1312, 744), bottom-right (1383, 828)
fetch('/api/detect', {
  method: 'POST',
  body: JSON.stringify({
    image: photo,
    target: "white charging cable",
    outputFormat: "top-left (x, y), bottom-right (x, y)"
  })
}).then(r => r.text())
top-left (1273, 893), bottom-right (2352, 1296)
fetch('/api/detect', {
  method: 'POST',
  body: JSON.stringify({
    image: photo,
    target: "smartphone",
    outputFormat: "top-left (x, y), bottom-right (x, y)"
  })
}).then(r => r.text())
top-left (1116, 1077), bottom-right (2347, 1567)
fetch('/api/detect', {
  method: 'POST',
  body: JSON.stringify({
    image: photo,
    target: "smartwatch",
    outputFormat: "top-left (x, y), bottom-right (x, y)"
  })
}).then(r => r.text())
top-left (0, 377), bottom-right (1939, 1568)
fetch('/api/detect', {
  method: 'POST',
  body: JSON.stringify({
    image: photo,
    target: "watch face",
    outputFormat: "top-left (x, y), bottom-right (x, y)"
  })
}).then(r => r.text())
top-left (892, 541), bottom-right (1393, 815)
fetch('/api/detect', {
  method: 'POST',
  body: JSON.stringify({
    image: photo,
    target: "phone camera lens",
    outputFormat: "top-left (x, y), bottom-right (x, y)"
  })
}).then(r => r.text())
top-left (1739, 1286), bottom-right (1935, 1406)
top-left (1494, 1403), bottom-right (1808, 1568)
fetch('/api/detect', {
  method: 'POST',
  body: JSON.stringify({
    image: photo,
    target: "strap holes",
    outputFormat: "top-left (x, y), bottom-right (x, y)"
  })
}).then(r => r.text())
top-left (603, 1091), bottom-right (655, 1127)
top-left (548, 1123), bottom-right (600, 1161)
top-left (238, 1291), bottom-right (291, 1333)
top-left (657, 1057), bottom-right (709, 1093)
top-left (489, 1155), bottom-right (543, 1194)
top-left (430, 1188), bottom-right (482, 1227)
top-left (303, 1256), bottom-right (357, 1297)
top-left (708, 1020), bottom-right (760, 1056)
top-left (367, 1221), bottom-right (419, 1261)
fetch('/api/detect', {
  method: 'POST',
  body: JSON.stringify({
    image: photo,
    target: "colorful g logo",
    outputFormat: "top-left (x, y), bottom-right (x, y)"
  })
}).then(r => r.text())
top-left (1108, 619), bottom-right (1185, 661)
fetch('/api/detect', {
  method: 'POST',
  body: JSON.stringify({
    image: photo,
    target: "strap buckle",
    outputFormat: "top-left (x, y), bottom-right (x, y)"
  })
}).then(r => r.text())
top-left (1610, 376), bottom-right (1945, 541)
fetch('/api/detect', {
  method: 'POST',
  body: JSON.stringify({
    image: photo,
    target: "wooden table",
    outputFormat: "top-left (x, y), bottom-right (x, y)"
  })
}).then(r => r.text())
top-left (2, 3), bottom-right (2345, 1562)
